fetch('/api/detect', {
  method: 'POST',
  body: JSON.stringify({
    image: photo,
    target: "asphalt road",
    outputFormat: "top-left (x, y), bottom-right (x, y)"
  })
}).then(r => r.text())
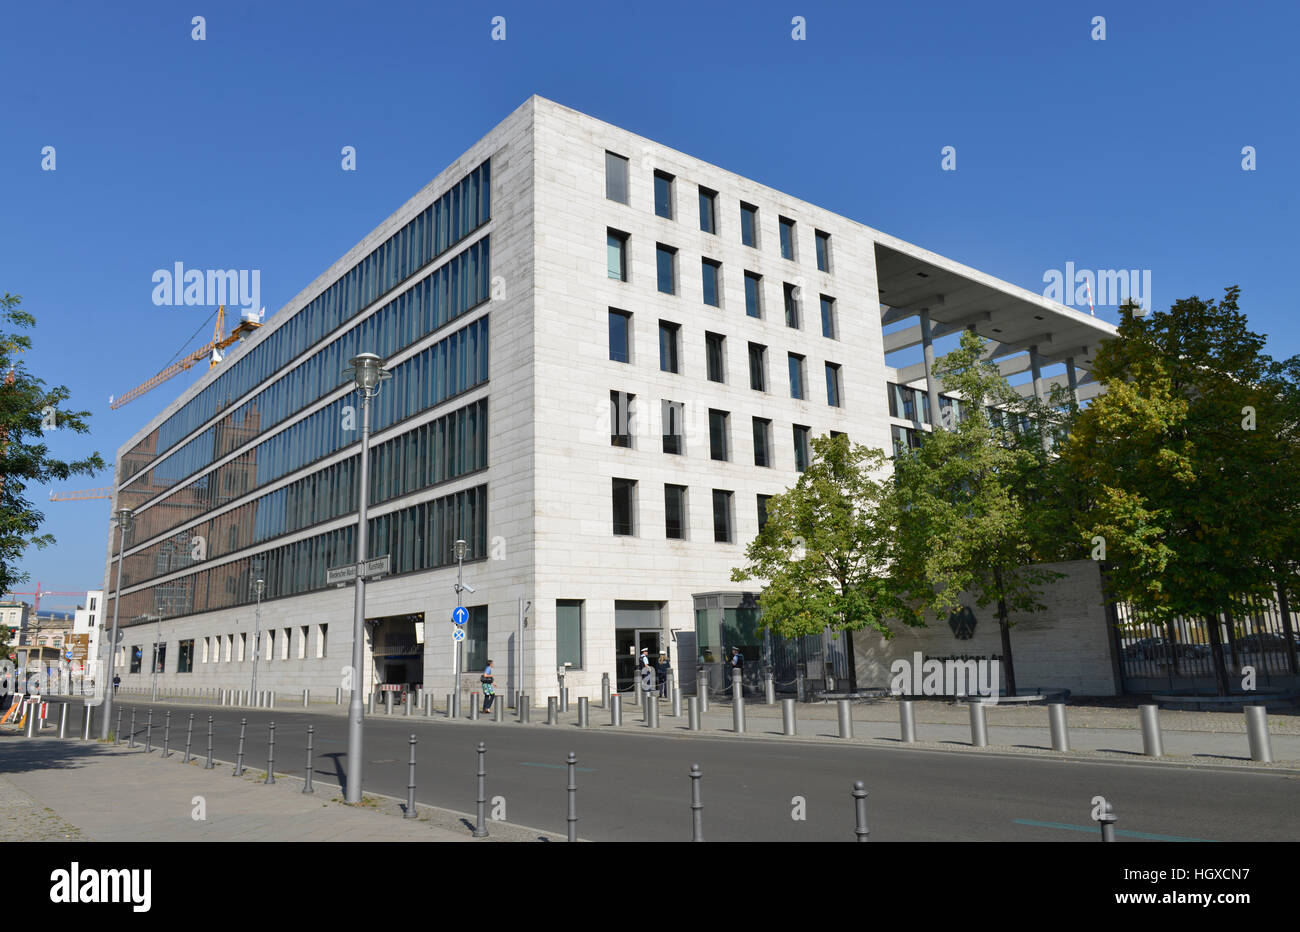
top-left (59, 699), bottom-right (1300, 842)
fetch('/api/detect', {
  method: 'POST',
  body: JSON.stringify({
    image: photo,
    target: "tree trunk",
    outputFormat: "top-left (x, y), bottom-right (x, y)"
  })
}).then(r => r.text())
top-left (993, 566), bottom-right (1017, 697)
top-left (1276, 568), bottom-right (1299, 676)
top-left (1204, 613), bottom-right (1231, 696)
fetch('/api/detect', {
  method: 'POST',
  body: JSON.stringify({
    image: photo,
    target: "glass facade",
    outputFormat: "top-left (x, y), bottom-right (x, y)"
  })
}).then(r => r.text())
top-left (122, 161), bottom-right (490, 486)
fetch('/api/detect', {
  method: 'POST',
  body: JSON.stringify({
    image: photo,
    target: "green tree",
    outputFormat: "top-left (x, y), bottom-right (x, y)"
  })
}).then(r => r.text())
top-left (888, 328), bottom-right (1062, 697)
top-left (0, 293), bottom-right (104, 597)
top-left (1061, 289), bottom-right (1300, 694)
top-left (730, 434), bottom-right (903, 690)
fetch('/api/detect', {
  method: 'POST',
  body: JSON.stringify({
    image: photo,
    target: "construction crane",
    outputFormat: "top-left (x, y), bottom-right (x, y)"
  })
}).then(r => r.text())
top-left (49, 487), bottom-right (113, 502)
top-left (1, 582), bottom-right (86, 614)
top-left (109, 305), bottom-right (261, 410)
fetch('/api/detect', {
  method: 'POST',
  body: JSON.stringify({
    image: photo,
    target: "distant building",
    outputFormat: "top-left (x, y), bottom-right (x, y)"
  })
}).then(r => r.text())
top-left (73, 590), bottom-right (104, 686)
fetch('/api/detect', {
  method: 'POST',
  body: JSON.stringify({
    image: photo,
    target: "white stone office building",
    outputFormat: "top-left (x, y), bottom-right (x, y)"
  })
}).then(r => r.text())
top-left (104, 96), bottom-right (1117, 704)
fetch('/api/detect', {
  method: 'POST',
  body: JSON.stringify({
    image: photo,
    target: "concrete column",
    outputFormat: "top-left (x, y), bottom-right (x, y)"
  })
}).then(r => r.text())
top-left (1065, 356), bottom-right (1079, 406)
top-left (919, 308), bottom-right (941, 428)
top-left (1029, 344), bottom-right (1045, 403)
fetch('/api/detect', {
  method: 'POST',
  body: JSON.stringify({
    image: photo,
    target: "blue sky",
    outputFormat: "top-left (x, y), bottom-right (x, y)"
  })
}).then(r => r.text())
top-left (2, 0), bottom-right (1296, 607)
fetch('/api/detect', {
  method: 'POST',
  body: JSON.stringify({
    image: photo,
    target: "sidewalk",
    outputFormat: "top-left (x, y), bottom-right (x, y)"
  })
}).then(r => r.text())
top-left (0, 740), bottom-right (556, 842)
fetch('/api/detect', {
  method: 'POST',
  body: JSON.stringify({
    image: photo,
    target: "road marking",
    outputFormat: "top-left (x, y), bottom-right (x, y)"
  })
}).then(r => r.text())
top-left (520, 762), bottom-right (597, 772)
top-left (1012, 818), bottom-right (1214, 842)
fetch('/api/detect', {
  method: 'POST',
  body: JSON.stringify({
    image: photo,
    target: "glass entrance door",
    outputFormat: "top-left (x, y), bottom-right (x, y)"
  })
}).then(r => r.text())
top-left (616, 628), bottom-right (664, 692)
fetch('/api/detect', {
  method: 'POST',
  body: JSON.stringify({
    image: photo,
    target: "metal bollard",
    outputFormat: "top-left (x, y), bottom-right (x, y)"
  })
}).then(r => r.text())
top-left (546, 696), bottom-right (557, 725)
top-left (1048, 702), bottom-right (1070, 752)
top-left (688, 696), bottom-right (700, 731)
top-left (492, 699), bottom-right (503, 722)
top-left (561, 687), bottom-right (569, 713)
top-left (520, 695), bottom-right (530, 724)
top-left (473, 743), bottom-right (489, 838)
top-left (601, 672), bottom-right (610, 709)
top-left (146, 709), bottom-right (154, 752)
top-left (25, 702), bottom-right (36, 737)
top-left (765, 672), bottom-right (775, 705)
top-left (335, 687), bottom-right (343, 705)
top-left (899, 699), bottom-right (916, 743)
top-left (610, 694), bottom-right (621, 726)
top-left (302, 689), bottom-right (309, 707)
top-left (424, 693), bottom-right (433, 717)
top-left (369, 692), bottom-right (376, 715)
top-left (264, 722), bottom-right (276, 784)
top-left (689, 763), bottom-right (704, 842)
top-left (405, 691), bottom-right (412, 717)
top-left (115, 708), bottom-right (123, 746)
top-left (1246, 705), bottom-right (1273, 763)
top-left (837, 700), bottom-right (853, 739)
top-left (471, 695), bottom-right (481, 721)
top-left (566, 752), bottom-right (578, 842)
top-left (452, 690), bottom-right (461, 720)
top-left (405, 735), bottom-right (418, 819)
top-left (83, 705), bottom-right (93, 741)
top-left (852, 782), bottom-right (870, 842)
top-left (578, 696), bottom-right (589, 727)
top-left (163, 711), bottom-right (172, 757)
top-left (129, 707), bottom-right (137, 748)
top-left (204, 716), bottom-right (215, 769)
top-left (303, 725), bottom-right (316, 793)
top-left (1098, 799), bottom-right (1117, 842)
top-left (385, 691), bottom-right (393, 715)
top-left (219, 689), bottom-right (225, 707)
top-left (268, 691), bottom-right (275, 709)
top-left (446, 694), bottom-right (453, 718)
top-left (184, 714), bottom-right (194, 763)
top-left (698, 669), bottom-right (709, 713)
top-left (648, 694), bottom-right (660, 729)
top-left (733, 682), bottom-right (745, 734)
top-left (969, 701), bottom-right (988, 748)
top-left (234, 718), bottom-right (247, 776)
top-left (782, 698), bottom-right (796, 736)
top-left (1139, 704), bottom-right (1163, 757)
top-left (58, 703), bottom-right (69, 739)
top-left (672, 685), bottom-right (682, 718)
top-left (641, 691), bottom-right (650, 723)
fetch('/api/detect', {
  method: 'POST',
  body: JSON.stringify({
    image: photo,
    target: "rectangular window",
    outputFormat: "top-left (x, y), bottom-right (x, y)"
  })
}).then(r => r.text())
top-left (740, 202), bottom-right (758, 247)
top-left (744, 271), bottom-right (762, 318)
top-left (793, 425), bottom-right (811, 472)
top-left (826, 363), bottom-right (843, 407)
top-left (779, 216), bottom-right (796, 260)
top-left (609, 309), bottom-right (632, 363)
top-left (607, 229), bottom-right (628, 281)
top-left (748, 342), bottom-right (767, 391)
top-left (237, 633), bottom-right (246, 663)
top-left (752, 417), bottom-right (772, 467)
top-left (662, 400), bottom-right (684, 454)
top-left (279, 628), bottom-right (288, 660)
top-left (789, 353), bottom-right (806, 400)
top-left (177, 639), bottom-right (194, 674)
top-left (224, 635), bottom-right (232, 663)
top-left (784, 282), bottom-right (800, 328)
top-left (659, 320), bottom-right (681, 374)
top-left (656, 244), bottom-right (677, 295)
top-left (129, 646), bottom-right (142, 674)
top-left (705, 332), bottom-right (726, 383)
top-left (664, 485), bottom-right (687, 540)
top-left (605, 151), bottom-right (629, 203)
top-left (201, 638), bottom-right (209, 664)
top-left (317, 623), bottom-right (327, 658)
top-left (610, 390), bottom-right (635, 447)
top-left (297, 625), bottom-right (307, 660)
top-left (701, 258), bottom-right (721, 307)
top-left (757, 494), bottom-right (773, 531)
top-left (709, 409), bottom-right (730, 461)
top-left (613, 478), bottom-right (637, 536)
top-left (89, 597), bottom-right (97, 611)
top-left (699, 186), bottom-right (717, 234)
top-left (265, 630), bottom-right (275, 663)
top-left (820, 295), bottom-right (837, 339)
top-left (815, 230), bottom-right (831, 272)
top-left (654, 171), bottom-right (674, 220)
top-left (466, 606), bottom-right (488, 673)
top-left (557, 600), bottom-right (584, 670)
top-left (712, 490), bottom-right (734, 543)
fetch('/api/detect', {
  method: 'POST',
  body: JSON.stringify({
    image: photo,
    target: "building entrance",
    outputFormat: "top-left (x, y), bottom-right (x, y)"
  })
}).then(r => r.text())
top-left (615, 629), bottom-right (662, 692)
top-left (370, 612), bottom-right (425, 695)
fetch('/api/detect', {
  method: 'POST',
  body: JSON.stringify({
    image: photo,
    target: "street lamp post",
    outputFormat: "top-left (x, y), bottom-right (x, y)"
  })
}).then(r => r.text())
top-left (343, 352), bottom-right (391, 804)
top-left (453, 539), bottom-right (468, 718)
top-left (99, 507), bottom-right (132, 740)
top-left (151, 612), bottom-right (162, 701)
top-left (251, 578), bottom-right (265, 702)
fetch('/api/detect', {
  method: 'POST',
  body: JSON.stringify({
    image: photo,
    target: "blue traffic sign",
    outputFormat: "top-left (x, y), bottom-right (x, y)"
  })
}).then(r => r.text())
top-left (452, 628), bottom-right (466, 642)
top-left (452, 606), bottom-right (469, 626)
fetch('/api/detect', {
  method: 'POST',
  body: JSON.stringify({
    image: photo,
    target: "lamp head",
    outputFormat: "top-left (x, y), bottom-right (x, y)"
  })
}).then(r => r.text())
top-left (454, 538), bottom-right (467, 560)
top-left (343, 352), bottom-right (392, 393)
top-left (116, 508), bottom-right (133, 531)
top-left (254, 578), bottom-right (265, 597)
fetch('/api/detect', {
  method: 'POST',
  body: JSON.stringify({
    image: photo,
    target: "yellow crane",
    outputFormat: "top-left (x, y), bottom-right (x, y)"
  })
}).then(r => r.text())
top-left (49, 487), bottom-right (113, 502)
top-left (109, 306), bottom-right (261, 410)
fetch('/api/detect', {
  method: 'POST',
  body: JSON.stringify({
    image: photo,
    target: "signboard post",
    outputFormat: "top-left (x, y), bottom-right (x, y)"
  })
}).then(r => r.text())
top-left (326, 555), bottom-right (392, 586)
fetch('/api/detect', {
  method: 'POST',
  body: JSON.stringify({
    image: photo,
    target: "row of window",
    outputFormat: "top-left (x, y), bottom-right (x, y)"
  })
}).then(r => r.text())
top-left (121, 316), bottom-right (490, 554)
top-left (121, 626), bottom-right (329, 672)
top-left (609, 311), bottom-right (843, 406)
top-left (109, 484), bottom-right (489, 624)
top-left (122, 236), bottom-right (493, 512)
top-left (612, 479), bottom-right (773, 543)
top-left (125, 161), bottom-right (492, 483)
top-left (610, 394), bottom-right (819, 472)
top-left (120, 398), bottom-right (489, 591)
top-left (606, 231), bottom-right (839, 337)
top-left (606, 152), bottom-right (832, 271)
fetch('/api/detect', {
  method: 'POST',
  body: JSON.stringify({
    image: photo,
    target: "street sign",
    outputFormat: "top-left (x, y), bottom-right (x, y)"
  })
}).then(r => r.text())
top-left (325, 555), bottom-right (393, 585)
top-left (63, 651), bottom-right (73, 660)
top-left (452, 628), bottom-right (466, 642)
top-left (452, 606), bottom-right (469, 626)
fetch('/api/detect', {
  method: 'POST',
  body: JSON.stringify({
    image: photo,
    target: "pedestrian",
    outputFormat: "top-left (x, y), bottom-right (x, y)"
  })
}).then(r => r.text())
top-left (730, 646), bottom-right (744, 691)
top-left (639, 648), bottom-right (655, 696)
top-left (0, 673), bottom-right (9, 712)
top-left (656, 651), bottom-right (670, 699)
top-left (480, 660), bottom-right (495, 714)
top-left (113, 673), bottom-right (121, 693)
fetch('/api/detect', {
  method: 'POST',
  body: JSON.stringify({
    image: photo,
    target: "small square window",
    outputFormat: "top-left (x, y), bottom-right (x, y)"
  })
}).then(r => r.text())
top-left (605, 151), bottom-right (629, 203)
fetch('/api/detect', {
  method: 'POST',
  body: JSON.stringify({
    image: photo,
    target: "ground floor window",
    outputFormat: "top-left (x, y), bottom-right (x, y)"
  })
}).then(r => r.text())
top-left (557, 600), bottom-right (584, 670)
top-left (177, 639), bottom-right (194, 673)
top-left (129, 646), bottom-right (142, 673)
top-left (465, 605), bottom-right (488, 673)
